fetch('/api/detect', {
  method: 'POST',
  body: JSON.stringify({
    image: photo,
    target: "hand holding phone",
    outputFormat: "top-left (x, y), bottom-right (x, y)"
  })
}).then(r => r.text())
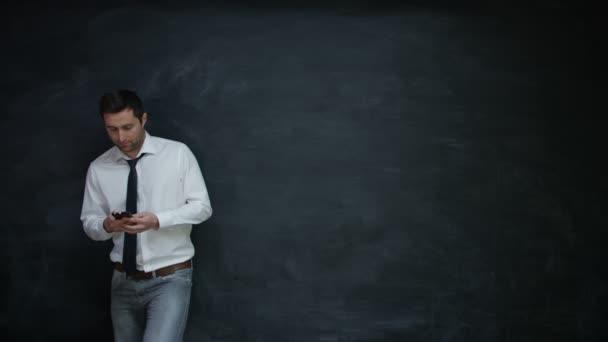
top-left (112, 211), bottom-right (133, 219)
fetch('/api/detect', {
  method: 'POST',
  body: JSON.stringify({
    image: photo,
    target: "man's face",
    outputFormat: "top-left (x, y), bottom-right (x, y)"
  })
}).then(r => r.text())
top-left (103, 108), bottom-right (147, 158)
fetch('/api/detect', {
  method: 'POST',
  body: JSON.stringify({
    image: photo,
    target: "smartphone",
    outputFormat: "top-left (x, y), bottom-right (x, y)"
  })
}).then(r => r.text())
top-left (112, 211), bottom-right (133, 219)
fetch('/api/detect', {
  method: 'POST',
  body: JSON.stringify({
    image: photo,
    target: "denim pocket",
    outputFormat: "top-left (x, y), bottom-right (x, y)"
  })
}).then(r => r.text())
top-left (159, 267), bottom-right (193, 285)
top-left (111, 269), bottom-right (123, 289)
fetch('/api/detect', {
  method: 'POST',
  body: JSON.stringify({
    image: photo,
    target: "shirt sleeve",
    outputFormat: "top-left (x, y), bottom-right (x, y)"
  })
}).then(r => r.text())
top-left (80, 165), bottom-right (114, 241)
top-left (155, 145), bottom-right (213, 229)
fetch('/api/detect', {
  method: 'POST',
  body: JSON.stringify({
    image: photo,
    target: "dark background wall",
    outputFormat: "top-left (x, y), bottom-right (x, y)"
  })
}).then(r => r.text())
top-left (1, 1), bottom-right (605, 341)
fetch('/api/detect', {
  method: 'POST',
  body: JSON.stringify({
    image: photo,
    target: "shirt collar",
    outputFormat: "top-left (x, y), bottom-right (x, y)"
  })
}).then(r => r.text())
top-left (111, 131), bottom-right (157, 162)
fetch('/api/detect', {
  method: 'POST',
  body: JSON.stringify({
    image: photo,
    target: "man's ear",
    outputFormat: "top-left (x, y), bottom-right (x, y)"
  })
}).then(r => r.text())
top-left (141, 112), bottom-right (148, 127)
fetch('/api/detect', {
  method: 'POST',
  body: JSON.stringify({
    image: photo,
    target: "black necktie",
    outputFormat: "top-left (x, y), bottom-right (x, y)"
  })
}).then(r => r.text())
top-left (123, 154), bottom-right (144, 275)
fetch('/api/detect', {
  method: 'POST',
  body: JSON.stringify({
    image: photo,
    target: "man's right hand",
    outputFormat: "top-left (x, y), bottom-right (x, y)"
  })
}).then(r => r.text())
top-left (103, 212), bottom-right (136, 233)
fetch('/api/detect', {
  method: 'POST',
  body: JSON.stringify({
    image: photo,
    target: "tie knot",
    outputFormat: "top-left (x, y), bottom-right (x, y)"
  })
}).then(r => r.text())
top-left (126, 154), bottom-right (145, 168)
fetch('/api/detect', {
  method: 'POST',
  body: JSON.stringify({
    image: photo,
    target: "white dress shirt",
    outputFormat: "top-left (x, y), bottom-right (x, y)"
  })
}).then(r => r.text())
top-left (80, 131), bottom-right (212, 272)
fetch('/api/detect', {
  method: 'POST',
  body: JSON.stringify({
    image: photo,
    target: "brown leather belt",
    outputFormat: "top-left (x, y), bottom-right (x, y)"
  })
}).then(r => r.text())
top-left (114, 259), bottom-right (192, 280)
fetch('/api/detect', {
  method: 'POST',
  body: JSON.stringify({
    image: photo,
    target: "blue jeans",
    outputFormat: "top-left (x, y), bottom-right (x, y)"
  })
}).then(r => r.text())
top-left (110, 267), bottom-right (193, 342)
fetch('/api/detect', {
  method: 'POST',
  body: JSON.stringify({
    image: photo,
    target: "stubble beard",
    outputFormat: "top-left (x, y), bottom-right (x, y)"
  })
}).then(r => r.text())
top-left (117, 133), bottom-right (145, 156)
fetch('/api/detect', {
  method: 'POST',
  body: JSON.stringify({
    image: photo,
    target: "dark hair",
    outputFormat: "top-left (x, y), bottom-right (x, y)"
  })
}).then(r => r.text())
top-left (99, 89), bottom-right (145, 121)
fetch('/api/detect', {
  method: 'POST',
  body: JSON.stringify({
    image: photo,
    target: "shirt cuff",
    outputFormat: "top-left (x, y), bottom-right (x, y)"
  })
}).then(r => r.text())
top-left (96, 218), bottom-right (114, 240)
top-left (156, 211), bottom-right (175, 229)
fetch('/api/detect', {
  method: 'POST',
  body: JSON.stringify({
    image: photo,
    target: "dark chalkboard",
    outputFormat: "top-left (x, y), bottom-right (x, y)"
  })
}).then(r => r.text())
top-left (1, 1), bottom-right (605, 341)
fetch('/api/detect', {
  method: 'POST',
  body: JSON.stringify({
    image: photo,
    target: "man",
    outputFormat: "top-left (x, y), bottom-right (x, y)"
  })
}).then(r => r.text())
top-left (80, 89), bottom-right (212, 341)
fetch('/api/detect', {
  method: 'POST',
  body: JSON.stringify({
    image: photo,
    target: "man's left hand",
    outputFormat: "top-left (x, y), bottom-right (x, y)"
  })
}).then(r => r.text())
top-left (122, 212), bottom-right (160, 233)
